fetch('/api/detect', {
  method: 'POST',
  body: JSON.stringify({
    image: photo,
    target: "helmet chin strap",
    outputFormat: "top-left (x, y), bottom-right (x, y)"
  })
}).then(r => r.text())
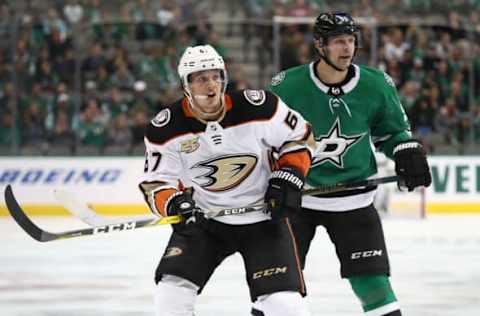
top-left (319, 47), bottom-right (348, 72)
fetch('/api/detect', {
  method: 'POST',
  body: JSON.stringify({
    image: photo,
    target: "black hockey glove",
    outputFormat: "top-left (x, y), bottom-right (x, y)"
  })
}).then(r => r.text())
top-left (167, 190), bottom-right (205, 235)
top-left (393, 140), bottom-right (432, 192)
top-left (265, 166), bottom-right (305, 221)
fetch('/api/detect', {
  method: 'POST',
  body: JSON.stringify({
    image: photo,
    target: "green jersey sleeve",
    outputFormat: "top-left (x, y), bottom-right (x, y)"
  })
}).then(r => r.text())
top-left (371, 72), bottom-right (412, 159)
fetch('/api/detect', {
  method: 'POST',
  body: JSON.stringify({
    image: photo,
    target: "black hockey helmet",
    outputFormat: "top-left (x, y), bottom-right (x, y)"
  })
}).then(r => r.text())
top-left (313, 12), bottom-right (359, 46)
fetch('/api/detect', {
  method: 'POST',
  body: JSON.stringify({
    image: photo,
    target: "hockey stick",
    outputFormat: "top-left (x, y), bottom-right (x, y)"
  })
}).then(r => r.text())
top-left (54, 188), bottom-right (266, 226)
top-left (302, 175), bottom-right (402, 196)
top-left (5, 175), bottom-right (401, 241)
top-left (4, 185), bottom-right (265, 242)
top-left (54, 189), bottom-right (158, 226)
top-left (55, 175), bottom-right (402, 228)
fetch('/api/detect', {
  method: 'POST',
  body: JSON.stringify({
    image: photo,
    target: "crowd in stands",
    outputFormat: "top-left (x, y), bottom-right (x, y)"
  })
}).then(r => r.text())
top-left (255, 0), bottom-right (480, 153)
top-left (1, 0), bottom-right (480, 155)
top-left (0, 0), bottom-right (222, 155)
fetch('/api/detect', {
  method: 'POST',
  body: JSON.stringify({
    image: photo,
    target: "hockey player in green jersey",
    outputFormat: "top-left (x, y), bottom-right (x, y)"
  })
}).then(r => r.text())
top-left (269, 12), bottom-right (432, 316)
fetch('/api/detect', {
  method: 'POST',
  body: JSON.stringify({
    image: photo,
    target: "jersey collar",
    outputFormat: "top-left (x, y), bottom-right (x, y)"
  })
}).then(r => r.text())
top-left (309, 62), bottom-right (360, 95)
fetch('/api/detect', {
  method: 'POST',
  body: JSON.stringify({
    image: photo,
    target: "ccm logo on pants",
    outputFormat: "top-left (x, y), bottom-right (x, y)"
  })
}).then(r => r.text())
top-left (351, 250), bottom-right (383, 260)
top-left (253, 266), bottom-right (288, 279)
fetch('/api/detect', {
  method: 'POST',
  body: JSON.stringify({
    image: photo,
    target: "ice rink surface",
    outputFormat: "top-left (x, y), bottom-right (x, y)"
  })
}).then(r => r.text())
top-left (1, 214), bottom-right (480, 316)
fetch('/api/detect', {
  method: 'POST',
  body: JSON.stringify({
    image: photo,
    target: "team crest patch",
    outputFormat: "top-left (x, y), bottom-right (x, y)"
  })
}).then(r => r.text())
top-left (270, 71), bottom-right (285, 86)
top-left (163, 247), bottom-right (183, 258)
top-left (180, 136), bottom-right (200, 153)
top-left (243, 90), bottom-right (266, 106)
top-left (152, 108), bottom-right (171, 127)
top-left (383, 72), bottom-right (395, 87)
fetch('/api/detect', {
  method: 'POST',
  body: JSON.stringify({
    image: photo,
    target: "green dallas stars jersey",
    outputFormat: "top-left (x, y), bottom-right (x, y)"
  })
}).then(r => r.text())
top-left (269, 63), bottom-right (412, 211)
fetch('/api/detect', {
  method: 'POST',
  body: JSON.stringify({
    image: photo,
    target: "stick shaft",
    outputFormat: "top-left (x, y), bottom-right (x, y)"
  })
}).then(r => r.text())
top-left (4, 185), bottom-right (265, 242)
top-left (302, 175), bottom-right (401, 196)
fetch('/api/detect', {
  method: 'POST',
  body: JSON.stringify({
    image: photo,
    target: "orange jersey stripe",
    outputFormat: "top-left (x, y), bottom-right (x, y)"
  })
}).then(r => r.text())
top-left (277, 151), bottom-right (311, 176)
top-left (154, 188), bottom-right (178, 217)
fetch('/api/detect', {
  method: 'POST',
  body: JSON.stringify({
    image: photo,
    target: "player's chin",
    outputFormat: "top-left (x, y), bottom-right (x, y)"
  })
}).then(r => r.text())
top-left (203, 99), bottom-right (222, 112)
top-left (336, 59), bottom-right (352, 70)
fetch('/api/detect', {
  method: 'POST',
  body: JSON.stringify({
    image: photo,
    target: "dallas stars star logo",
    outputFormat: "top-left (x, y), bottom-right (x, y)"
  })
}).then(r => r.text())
top-left (312, 118), bottom-right (366, 168)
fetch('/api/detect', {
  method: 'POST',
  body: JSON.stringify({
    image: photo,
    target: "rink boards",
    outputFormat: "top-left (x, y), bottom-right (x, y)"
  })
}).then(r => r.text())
top-left (1, 156), bottom-right (480, 215)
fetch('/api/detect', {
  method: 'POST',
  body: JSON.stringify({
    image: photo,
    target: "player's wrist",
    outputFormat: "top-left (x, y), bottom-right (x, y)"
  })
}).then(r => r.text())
top-left (393, 140), bottom-right (423, 156)
top-left (270, 166), bottom-right (305, 191)
top-left (266, 166), bottom-right (305, 220)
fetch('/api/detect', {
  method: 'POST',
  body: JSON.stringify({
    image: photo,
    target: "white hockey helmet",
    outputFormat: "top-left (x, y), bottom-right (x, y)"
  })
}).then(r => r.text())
top-left (177, 45), bottom-right (228, 99)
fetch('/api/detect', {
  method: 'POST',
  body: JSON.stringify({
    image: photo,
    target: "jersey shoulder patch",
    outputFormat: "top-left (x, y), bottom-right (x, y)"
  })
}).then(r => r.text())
top-left (360, 65), bottom-right (396, 89)
top-left (146, 101), bottom-right (189, 145)
top-left (151, 108), bottom-right (171, 127)
top-left (383, 71), bottom-right (396, 87)
top-left (226, 90), bottom-right (278, 125)
top-left (269, 65), bottom-right (309, 93)
top-left (270, 71), bottom-right (286, 86)
top-left (243, 89), bottom-right (266, 106)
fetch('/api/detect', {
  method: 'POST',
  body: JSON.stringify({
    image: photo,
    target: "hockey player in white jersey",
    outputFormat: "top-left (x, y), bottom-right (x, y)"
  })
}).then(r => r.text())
top-left (139, 45), bottom-right (315, 316)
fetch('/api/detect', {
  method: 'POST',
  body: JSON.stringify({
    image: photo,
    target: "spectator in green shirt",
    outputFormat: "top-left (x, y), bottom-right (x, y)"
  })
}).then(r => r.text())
top-left (76, 98), bottom-right (106, 148)
top-left (0, 112), bottom-right (19, 150)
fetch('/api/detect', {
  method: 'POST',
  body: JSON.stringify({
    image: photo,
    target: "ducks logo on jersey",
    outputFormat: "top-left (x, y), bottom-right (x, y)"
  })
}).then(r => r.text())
top-left (192, 154), bottom-right (258, 191)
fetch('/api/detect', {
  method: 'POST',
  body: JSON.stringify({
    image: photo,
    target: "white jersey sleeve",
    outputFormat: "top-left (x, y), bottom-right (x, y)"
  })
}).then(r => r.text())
top-left (143, 139), bottom-right (182, 187)
top-left (261, 98), bottom-right (315, 160)
top-left (139, 138), bottom-right (183, 216)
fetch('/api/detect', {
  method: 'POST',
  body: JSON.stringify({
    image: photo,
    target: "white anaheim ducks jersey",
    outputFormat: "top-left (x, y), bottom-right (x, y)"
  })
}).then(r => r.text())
top-left (140, 90), bottom-right (314, 225)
